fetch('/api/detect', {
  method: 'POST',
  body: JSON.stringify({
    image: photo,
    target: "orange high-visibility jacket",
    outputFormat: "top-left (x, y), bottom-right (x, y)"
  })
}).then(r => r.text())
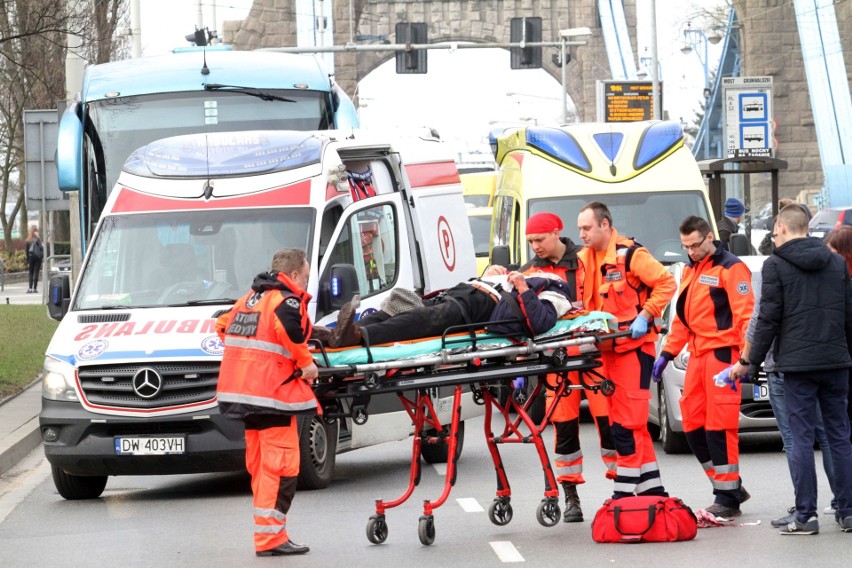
top-left (216, 271), bottom-right (318, 418)
top-left (663, 243), bottom-right (754, 359)
top-left (579, 229), bottom-right (676, 352)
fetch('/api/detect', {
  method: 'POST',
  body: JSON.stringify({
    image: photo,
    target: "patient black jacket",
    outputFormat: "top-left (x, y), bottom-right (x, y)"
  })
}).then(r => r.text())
top-left (749, 236), bottom-right (852, 373)
top-left (487, 277), bottom-right (573, 337)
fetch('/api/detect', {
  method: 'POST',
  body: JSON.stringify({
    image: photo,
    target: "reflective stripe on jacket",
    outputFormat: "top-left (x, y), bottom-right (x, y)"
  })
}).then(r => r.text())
top-left (663, 241), bottom-right (754, 358)
top-left (216, 271), bottom-right (318, 418)
top-left (579, 229), bottom-right (676, 352)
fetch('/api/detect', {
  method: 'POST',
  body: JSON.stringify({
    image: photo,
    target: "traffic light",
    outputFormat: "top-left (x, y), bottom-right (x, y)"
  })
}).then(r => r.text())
top-left (510, 17), bottom-right (542, 69)
top-left (395, 23), bottom-right (428, 74)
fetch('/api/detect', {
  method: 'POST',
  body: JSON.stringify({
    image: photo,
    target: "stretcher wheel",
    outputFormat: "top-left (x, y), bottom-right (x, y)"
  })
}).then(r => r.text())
top-left (353, 406), bottom-right (369, 425)
top-left (600, 379), bottom-right (616, 396)
top-left (536, 498), bottom-right (561, 527)
top-left (471, 386), bottom-right (484, 405)
top-left (488, 498), bottom-right (513, 526)
top-left (364, 372), bottom-right (379, 390)
top-left (551, 347), bottom-right (568, 366)
top-left (366, 514), bottom-right (388, 544)
top-left (418, 515), bottom-right (436, 546)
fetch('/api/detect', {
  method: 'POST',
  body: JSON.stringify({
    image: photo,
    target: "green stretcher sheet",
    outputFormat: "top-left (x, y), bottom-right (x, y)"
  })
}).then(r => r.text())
top-left (314, 311), bottom-right (617, 367)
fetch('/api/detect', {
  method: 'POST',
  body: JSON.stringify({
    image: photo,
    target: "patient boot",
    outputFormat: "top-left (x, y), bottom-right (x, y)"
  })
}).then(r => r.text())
top-left (562, 482), bottom-right (584, 523)
top-left (311, 326), bottom-right (334, 346)
top-left (329, 296), bottom-right (363, 348)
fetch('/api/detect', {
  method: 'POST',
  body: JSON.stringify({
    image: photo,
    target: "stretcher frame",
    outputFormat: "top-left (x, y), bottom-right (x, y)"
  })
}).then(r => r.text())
top-left (311, 324), bottom-right (626, 546)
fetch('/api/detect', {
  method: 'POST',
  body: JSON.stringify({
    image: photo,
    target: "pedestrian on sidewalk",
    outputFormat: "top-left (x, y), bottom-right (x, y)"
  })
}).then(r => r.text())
top-left (25, 227), bottom-right (43, 293)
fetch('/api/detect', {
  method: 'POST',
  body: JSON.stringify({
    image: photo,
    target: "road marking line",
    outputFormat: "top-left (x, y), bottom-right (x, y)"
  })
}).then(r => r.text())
top-left (432, 463), bottom-right (447, 475)
top-left (456, 497), bottom-right (484, 512)
top-left (490, 541), bottom-right (525, 563)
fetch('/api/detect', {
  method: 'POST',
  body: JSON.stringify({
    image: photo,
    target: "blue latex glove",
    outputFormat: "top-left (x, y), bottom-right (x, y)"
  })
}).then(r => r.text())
top-left (714, 366), bottom-right (738, 392)
top-left (629, 317), bottom-right (649, 339)
top-left (512, 377), bottom-right (525, 390)
top-left (651, 356), bottom-right (668, 383)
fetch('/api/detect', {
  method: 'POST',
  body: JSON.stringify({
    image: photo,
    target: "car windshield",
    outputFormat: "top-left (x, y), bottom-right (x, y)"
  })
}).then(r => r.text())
top-left (74, 208), bottom-right (314, 310)
top-left (88, 90), bottom-right (330, 199)
top-left (529, 191), bottom-right (712, 263)
top-left (810, 209), bottom-right (842, 228)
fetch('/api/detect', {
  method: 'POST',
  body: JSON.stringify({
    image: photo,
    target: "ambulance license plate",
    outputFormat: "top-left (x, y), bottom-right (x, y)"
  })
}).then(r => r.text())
top-left (115, 436), bottom-right (185, 455)
top-left (752, 383), bottom-right (769, 402)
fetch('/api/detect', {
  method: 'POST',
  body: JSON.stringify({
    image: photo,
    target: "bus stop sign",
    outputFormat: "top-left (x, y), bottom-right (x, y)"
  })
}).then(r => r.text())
top-left (722, 76), bottom-right (774, 159)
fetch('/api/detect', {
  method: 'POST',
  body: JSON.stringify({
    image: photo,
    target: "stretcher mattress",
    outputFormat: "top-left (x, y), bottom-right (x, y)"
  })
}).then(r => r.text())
top-left (314, 311), bottom-right (617, 367)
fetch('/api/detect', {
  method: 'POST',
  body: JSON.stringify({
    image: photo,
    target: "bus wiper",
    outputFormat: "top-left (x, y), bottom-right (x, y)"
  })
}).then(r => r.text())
top-left (203, 83), bottom-right (296, 103)
top-left (167, 298), bottom-right (239, 307)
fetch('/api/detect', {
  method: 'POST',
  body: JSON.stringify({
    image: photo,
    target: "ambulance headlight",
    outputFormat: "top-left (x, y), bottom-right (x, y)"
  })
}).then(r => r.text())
top-left (42, 358), bottom-right (78, 402)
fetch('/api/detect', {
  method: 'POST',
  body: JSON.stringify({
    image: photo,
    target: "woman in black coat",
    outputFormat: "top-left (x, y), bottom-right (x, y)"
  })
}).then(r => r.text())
top-left (25, 226), bottom-right (44, 293)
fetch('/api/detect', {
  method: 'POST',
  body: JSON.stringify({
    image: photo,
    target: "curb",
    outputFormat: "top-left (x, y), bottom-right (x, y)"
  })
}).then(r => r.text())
top-left (0, 379), bottom-right (43, 477)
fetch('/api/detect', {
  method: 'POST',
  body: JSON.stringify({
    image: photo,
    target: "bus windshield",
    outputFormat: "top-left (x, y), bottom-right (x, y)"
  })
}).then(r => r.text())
top-left (74, 208), bottom-right (315, 311)
top-left (88, 90), bottom-right (331, 197)
top-left (528, 191), bottom-right (712, 263)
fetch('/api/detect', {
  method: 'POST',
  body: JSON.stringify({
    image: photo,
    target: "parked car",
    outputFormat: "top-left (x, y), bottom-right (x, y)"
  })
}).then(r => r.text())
top-left (648, 255), bottom-right (777, 453)
top-left (49, 257), bottom-right (72, 276)
top-left (809, 206), bottom-right (852, 238)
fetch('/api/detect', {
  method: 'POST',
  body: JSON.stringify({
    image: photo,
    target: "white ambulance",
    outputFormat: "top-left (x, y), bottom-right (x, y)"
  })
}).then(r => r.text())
top-left (40, 129), bottom-right (479, 499)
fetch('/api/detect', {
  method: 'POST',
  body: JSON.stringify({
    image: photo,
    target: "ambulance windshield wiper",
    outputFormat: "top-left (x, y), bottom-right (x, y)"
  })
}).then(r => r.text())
top-left (166, 298), bottom-right (238, 307)
top-left (203, 83), bottom-right (296, 102)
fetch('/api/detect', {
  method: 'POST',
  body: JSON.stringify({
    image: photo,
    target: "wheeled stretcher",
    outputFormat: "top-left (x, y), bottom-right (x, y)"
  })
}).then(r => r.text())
top-left (311, 312), bottom-right (624, 546)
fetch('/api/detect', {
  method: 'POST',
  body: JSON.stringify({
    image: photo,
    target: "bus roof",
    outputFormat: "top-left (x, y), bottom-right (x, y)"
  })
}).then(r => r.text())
top-left (81, 51), bottom-right (331, 101)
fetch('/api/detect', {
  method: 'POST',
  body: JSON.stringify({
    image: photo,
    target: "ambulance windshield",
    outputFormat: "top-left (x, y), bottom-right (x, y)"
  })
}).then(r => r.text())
top-left (73, 208), bottom-right (314, 310)
top-left (529, 191), bottom-right (712, 263)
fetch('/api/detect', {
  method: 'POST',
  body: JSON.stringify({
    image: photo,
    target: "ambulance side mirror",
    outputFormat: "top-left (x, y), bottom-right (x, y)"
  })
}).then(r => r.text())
top-left (323, 263), bottom-right (359, 312)
top-left (47, 274), bottom-right (71, 321)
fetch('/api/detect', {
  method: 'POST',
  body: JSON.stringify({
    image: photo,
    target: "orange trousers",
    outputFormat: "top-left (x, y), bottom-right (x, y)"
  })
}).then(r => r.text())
top-left (244, 418), bottom-right (300, 552)
top-left (545, 372), bottom-right (616, 483)
top-left (602, 344), bottom-right (666, 497)
top-left (680, 348), bottom-right (744, 507)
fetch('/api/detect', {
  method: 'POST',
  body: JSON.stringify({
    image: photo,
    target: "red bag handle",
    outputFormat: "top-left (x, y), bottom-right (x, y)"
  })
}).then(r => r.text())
top-left (613, 504), bottom-right (657, 537)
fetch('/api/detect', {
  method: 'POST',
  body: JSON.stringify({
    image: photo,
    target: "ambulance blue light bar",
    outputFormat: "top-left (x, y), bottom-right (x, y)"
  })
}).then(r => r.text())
top-left (123, 131), bottom-right (323, 178)
top-left (634, 121), bottom-right (683, 169)
top-left (525, 127), bottom-right (592, 172)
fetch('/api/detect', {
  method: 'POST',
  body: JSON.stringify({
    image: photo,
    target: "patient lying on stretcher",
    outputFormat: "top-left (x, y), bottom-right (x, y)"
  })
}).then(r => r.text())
top-left (317, 272), bottom-right (583, 348)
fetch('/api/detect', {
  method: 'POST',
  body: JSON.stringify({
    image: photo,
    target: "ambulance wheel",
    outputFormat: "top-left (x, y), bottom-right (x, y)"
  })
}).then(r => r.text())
top-left (488, 498), bottom-right (513, 526)
top-left (366, 514), bottom-right (388, 544)
top-left (418, 515), bottom-right (436, 546)
top-left (297, 414), bottom-right (338, 490)
top-left (421, 421), bottom-right (465, 464)
top-left (52, 466), bottom-right (107, 500)
top-left (536, 498), bottom-right (561, 527)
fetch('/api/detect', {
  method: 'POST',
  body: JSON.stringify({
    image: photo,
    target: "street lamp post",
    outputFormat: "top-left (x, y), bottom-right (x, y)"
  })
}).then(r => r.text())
top-left (559, 27), bottom-right (592, 124)
top-left (682, 24), bottom-right (711, 159)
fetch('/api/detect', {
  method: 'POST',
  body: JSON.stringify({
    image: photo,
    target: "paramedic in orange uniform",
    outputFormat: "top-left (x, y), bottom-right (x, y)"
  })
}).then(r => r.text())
top-left (577, 201), bottom-right (676, 499)
top-left (488, 211), bottom-right (615, 522)
top-left (655, 216), bottom-right (754, 518)
top-left (216, 249), bottom-right (319, 557)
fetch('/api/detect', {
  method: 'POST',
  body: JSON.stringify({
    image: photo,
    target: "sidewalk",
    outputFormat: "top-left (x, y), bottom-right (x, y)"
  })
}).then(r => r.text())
top-left (1, 277), bottom-right (49, 475)
top-left (0, 381), bottom-right (42, 476)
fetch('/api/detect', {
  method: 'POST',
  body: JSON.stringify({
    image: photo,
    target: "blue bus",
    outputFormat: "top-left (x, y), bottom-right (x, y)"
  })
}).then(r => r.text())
top-left (56, 48), bottom-right (359, 253)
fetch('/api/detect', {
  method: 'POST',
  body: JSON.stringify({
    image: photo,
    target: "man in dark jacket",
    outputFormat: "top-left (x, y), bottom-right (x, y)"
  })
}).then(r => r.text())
top-left (732, 204), bottom-right (852, 535)
top-left (326, 272), bottom-right (574, 347)
top-left (718, 197), bottom-right (746, 252)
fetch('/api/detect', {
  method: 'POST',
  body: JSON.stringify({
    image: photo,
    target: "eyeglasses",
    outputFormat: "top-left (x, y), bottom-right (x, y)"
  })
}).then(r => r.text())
top-left (680, 234), bottom-right (710, 251)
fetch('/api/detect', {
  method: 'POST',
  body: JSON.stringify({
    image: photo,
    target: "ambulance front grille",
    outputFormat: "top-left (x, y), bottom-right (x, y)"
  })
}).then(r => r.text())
top-left (77, 362), bottom-right (220, 410)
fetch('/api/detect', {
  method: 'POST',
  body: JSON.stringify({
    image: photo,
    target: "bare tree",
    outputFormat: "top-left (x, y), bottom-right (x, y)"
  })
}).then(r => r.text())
top-left (0, 0), bottom-right (128, 251)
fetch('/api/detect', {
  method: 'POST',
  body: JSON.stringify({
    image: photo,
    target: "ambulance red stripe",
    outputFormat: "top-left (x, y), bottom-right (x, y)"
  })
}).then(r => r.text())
top-left (111, 180), bottom-right (312, 213)
top-left (405, 161), bottom-right (461, 188)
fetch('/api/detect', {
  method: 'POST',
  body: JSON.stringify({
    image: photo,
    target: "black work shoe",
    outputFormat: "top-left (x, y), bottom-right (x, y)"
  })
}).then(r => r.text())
top-left (771, 506), bottom-right (797, 527)
top-left (256, 541), bottom-right (310, 556)
top-left (562, 482), bottom-right (583, 523)
top-left (838, 516), bottom-right (852, 532)
top-left (705, 502), bottom-right (741, 518)
top-left (779, 516), bottom-right (819, 535)
top-left (739, 485), bottom-right (751, 504)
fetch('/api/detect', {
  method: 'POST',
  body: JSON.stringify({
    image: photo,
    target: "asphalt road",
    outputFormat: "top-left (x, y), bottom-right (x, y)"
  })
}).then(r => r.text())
top-left (0, 416), bottom-right (846, 567)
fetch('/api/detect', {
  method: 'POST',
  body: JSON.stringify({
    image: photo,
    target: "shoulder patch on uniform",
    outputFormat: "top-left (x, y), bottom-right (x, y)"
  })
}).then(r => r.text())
top-left (285, 297), bottom-right (300, 309)
top-left (737, 281), bottom-right (750, 295)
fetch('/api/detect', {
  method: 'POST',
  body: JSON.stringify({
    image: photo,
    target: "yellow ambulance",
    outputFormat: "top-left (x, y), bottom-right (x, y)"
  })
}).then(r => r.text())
top-left (490, 121), bottom-right (716, 266)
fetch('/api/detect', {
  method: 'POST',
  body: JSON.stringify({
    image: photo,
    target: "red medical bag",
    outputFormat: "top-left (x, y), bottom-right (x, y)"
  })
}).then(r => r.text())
top-left (591, 495), bottom-right (697, 543)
